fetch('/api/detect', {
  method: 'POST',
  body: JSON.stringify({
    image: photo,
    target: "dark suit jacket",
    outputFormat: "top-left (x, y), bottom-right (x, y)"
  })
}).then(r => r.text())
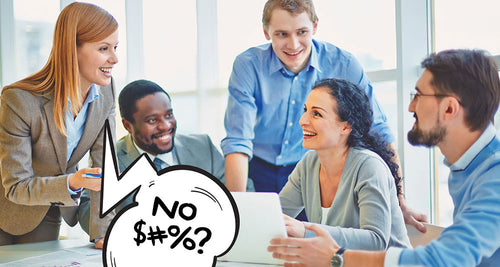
top-left (0, 81), bottom-right (115, 236)
top-left (78, 133), bottom-right (227, 237)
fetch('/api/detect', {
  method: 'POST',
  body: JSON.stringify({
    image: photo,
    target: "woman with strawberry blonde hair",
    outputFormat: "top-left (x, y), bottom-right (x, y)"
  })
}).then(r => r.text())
top-left (0, 2), bottom-right (118, 245)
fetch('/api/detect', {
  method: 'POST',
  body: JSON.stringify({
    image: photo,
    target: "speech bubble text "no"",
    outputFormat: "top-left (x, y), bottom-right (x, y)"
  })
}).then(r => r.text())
top-left (97, 120), bottom-right (239, 267)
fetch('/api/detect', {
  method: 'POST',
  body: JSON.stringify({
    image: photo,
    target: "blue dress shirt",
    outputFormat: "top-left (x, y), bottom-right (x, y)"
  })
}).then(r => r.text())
top-left (386, 124), bottom-right (500, 266)
top-left (222, 39), bottom-right (393, 166)
top-left (66, 84), bottom-right (99, 194)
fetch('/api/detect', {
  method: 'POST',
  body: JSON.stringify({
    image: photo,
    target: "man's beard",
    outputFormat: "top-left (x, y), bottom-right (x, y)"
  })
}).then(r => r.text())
top-left (134, 128), bottom-right (175, 155)
top-left (407, 120), bottom-right (446, 147)
top-left (141, 138), bottom-right (175, 155)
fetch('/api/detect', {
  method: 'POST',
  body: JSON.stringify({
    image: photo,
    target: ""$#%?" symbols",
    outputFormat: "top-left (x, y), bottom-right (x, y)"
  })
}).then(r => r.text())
top-left (100, 120), bottom-right (238, 267)
top-left (133, 220), bottom-right (211, 254)
top-left (132, 198), bottom-right (212, 254)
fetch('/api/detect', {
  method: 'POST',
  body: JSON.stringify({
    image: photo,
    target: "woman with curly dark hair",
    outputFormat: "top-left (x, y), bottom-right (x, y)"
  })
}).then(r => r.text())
top-left (279, 78), bottom-right (410, 250)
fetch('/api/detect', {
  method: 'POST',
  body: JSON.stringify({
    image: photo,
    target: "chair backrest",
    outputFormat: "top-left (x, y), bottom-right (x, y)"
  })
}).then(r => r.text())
top-left (405, 223), bottom-right (444, 248)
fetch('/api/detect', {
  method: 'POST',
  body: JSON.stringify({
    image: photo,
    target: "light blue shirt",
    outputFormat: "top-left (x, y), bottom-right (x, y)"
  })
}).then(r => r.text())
top-left (222, 39), bottom-right (393, 166)
top-left (387, 124), bottom-right (500, 266)
top-left (66, 84), bottom-right (99, 194)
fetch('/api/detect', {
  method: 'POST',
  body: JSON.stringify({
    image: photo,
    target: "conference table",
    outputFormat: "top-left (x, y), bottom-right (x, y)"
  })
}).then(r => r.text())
top-left (0, 238), bottom-right (280, 266)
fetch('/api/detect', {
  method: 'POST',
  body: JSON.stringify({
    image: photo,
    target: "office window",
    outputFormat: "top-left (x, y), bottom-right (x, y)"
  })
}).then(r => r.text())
top-left (141, 1), bottom-right (198, 135)
top-left (371, 81), bottom-right (398, 146)
top-left (143, 1), bottom-right (197, 93)
top-left (201, 92), bottom-right (230, 147)
top-left (434, 0), bottom-right (500, 55)
top-left (433, 0), bottom-right (500, 226)
top-left (217, 0), bottom-right (397, 86)
top-left (13, 0), bottom-right (59, 81)
top-left (314, 0), bottom-right (396, 71)
top-left (168, 94), bottom-right (198, 134)
top-left (217, 0), bottom-right (267, 88)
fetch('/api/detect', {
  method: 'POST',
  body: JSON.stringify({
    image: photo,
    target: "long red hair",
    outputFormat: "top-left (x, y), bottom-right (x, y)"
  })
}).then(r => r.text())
top-left (2, 2), bottom-right (118, 134)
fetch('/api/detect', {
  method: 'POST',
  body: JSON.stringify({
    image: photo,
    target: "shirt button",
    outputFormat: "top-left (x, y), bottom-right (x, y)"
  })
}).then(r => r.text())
top-left (291, 100), bottom-right (296, 105)
top-left (289, 122), bottom-right (293, 127)
top-left (284, 140), bottom-right (289, 144)
top-left (294, 76), bottom-right (298, 81)
top-left (278, 155), bottom-right (282, 159)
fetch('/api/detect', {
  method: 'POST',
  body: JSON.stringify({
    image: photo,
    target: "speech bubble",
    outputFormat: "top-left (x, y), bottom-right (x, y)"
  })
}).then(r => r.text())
top-left (99, 121), bottom-right (239, 266)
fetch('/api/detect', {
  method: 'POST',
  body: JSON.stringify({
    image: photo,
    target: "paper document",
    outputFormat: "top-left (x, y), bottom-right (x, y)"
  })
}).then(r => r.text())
top-left (0, 245), bottom-right (102, 267)
top-left (406, 223), bottom-right (444, 247)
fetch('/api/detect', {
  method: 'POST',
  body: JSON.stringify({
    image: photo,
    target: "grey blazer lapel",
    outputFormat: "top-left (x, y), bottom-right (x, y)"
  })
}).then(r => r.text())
top-left (42, 94), bottom-right (67, 174)
top-left (172, 136), bottom-right (185, 165)
top-left (68, 85), bottom-right (106, 167)
top-left (124, 134), bottom-right (140, 157)
top-left (120, 134), bottom-right (141, 170)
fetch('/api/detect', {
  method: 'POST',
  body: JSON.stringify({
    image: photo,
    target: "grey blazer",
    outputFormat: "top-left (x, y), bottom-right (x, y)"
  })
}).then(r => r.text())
top-left (78, 133), bottom-right (226, 238)
top-left (0, 81), bottom-right (116, 236)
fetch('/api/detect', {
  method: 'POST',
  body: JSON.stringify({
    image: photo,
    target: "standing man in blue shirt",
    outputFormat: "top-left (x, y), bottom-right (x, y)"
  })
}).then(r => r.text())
top-left (268, 49), bottom-right (500, 267)
top-left (221, 0), bottom-right (426, 230)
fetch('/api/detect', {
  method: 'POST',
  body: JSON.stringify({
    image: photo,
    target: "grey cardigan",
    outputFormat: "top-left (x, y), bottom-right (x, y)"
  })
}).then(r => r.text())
top-left (280, 148), bottom-right (411, 250)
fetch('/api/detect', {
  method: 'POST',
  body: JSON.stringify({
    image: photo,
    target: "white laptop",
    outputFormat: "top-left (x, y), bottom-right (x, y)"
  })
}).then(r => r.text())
top-left (219, 192), bottom-right (287, 265)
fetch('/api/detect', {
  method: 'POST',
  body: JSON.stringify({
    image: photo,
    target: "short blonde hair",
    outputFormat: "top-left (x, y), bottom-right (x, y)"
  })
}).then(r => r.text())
top-left (3, 2), bottom-right (118, 134)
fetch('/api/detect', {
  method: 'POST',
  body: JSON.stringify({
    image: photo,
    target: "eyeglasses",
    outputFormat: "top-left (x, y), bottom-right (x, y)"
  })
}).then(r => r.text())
top-left (410, 92), bottom-right (463, 106)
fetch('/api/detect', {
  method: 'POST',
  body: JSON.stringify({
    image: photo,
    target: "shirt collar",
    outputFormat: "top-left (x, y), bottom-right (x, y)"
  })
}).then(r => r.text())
top-left (86, 84), bottom-right (100, 104)
top-left (133, 140), bottom-right (175, 166)
top-left (269, 39), bottom-right (320, 75)
top-left (445, 123), bottom-right (496, 171)
top-left (67, 84), bottom-right (100, 108)
top-left (269, 47), bottom-right (285, 75)
top-left (309, 40), bottom-right (320, 72)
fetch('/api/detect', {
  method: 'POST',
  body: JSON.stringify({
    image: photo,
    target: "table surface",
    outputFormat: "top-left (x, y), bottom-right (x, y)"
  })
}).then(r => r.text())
top-left (0, 238), bottom-right (281, 266)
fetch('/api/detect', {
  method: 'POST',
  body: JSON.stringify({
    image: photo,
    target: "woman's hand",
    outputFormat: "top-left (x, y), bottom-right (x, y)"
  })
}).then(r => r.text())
top-left (68, 167), bottom-right (102, 191)
top-left (284, 214), bottom-right (306, 238)
top-left (95, 237), bottom-right (105, 249)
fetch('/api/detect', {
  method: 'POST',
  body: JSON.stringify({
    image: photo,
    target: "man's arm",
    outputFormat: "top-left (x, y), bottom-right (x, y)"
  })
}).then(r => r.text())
top-left (388, 143), bottom-right (429, 233)
top-left (204, 135), bottom-right (225, 182)
top-left (268, 224), bottom-right (387, 267)
top-left (224, 152), bottom-right (249, 192)
top-left (221, 53), bottom-right (258, 191)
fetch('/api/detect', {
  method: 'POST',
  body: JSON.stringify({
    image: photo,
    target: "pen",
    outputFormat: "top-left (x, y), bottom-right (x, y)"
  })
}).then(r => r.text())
top-left (82, 173), bottom-right (102, 178)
